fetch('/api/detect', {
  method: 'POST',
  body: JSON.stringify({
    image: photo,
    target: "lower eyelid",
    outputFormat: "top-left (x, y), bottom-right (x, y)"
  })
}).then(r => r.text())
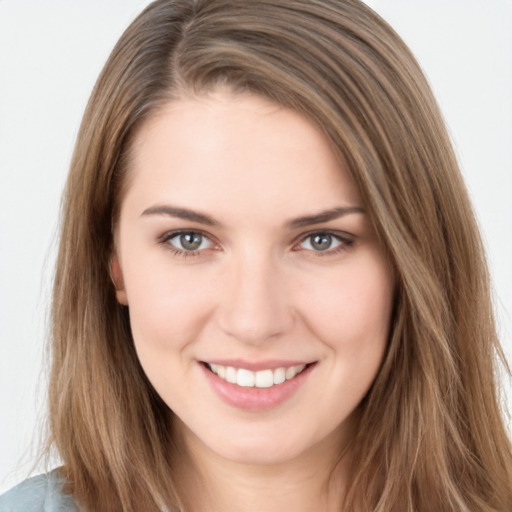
top-left (166, 247), bottom-right (202, 258)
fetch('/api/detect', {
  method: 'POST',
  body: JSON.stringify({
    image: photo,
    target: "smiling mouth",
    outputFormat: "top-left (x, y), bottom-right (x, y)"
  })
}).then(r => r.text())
top-left (204, 362), bottom-right (311, 389)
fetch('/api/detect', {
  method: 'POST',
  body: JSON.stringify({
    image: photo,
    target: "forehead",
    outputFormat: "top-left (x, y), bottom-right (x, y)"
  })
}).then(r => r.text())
top-left (122, 91), bottom-right (362, 221)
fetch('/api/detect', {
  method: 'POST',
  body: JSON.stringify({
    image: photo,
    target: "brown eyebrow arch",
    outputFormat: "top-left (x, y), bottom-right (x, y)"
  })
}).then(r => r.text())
top-left (140, 204), bottom-right (364, 229)
top-left (140, 205), bottom-right (220, 226)
top-left (287, 206), bottom-right (365, 229)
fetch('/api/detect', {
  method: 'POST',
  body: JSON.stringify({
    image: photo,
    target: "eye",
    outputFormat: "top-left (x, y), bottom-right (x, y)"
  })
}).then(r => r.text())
top-left (297, 232), bottom-right (352, 254)
top-left (162, 231), bottom-right (214, 254)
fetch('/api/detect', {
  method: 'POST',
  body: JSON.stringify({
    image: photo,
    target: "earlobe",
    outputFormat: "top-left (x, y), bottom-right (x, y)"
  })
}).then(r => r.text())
top-left (111, 253), bottom-right (128, 305)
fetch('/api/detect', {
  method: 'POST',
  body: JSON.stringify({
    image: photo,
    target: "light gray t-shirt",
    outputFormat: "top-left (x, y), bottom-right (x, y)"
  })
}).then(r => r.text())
top-left (0, 473), bottom-right (178, 512)
top-left (0, 472), bottom-right (78, 512)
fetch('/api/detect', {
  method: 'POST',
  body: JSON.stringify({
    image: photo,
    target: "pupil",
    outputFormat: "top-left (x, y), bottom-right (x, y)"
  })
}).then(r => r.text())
top-left (311, 234), bottom-right (331, 251)
top-left (180, 233), bottom-right (202, 250)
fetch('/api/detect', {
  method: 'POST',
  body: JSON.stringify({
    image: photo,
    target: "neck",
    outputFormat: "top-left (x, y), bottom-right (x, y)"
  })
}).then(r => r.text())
top-left (173, 420), bottom-right (354, 512)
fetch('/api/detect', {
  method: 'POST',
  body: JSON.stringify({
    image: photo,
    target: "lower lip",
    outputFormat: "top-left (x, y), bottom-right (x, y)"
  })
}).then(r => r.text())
top-left (200, 363), bottom-right (315, 411)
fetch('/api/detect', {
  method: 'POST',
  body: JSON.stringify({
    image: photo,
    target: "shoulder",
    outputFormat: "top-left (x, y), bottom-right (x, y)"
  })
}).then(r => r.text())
top-left (0, 471), bottom-right (78, 512)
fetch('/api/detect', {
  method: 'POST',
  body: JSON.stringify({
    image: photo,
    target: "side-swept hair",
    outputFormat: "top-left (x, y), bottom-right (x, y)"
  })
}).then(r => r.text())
top-left (48, 1), bottom-right (512, 510)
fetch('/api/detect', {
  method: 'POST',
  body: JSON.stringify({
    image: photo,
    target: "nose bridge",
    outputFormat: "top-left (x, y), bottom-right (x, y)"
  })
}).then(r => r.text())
top-left (217, 246), bottom-right (293, 344)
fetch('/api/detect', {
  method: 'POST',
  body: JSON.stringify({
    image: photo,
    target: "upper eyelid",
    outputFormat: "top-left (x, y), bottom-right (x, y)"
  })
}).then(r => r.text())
top-left (295, 229), bottom-right (353, 244)
top-left (159, 228), bottom-right (216, 242)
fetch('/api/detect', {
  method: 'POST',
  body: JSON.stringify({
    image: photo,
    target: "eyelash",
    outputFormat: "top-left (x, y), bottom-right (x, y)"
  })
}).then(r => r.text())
top-left (158, 230), bottom-right (214, 259)
top-left (158, 230), bottom-right (354, 259)
top-left (294, 231), bottom-right (354, 257)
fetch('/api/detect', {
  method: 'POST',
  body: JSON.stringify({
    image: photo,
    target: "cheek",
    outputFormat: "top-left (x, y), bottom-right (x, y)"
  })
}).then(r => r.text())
top-left (300, 255), bottom-right (394, 353)
top-left (124, 268), bottom-right (218, 395)
top-left (123, 258), bottom-right (218, 354)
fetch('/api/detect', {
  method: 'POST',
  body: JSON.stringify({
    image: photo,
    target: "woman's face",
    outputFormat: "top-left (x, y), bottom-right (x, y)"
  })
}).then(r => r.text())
top-left (113, 91), bottom-right (394, 466)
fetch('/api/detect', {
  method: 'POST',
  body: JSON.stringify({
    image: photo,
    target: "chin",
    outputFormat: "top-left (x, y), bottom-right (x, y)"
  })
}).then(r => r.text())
top-left (213, 440), bottom-right (304, 467)
top-left (202, 423), bottom-right (337, 468)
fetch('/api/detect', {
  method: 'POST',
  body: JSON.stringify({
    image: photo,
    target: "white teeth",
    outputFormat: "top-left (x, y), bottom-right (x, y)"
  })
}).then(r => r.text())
top-left (237, 368), bottom-right (255, 387)
top-left (285, 364), bottom-right (305, 380)
top-left (217, 365), bottom-right (227, 379)
top-left (255, 369), bottom-right (274, 388)
top-left (226, 366), bottom-right (237, 384)
top-left (285, 366), bottom-right (296, 380)
top-left (273, 367), bottom-right (286, 385)
top-left (207, 363), bottom-right (308, 388)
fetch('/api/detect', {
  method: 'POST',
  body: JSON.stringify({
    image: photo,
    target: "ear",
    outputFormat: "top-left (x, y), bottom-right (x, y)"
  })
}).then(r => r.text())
top-left (111, 253), bottom-right (128, 305)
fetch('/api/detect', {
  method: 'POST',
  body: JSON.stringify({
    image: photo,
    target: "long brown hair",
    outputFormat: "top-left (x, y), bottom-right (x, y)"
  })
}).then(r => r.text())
top-left (48, 1), bottom-right (512, 510)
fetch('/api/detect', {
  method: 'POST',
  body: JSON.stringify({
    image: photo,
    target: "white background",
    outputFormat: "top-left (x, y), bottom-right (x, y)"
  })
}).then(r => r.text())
top-left (1, 0), bottom-right (511, 493)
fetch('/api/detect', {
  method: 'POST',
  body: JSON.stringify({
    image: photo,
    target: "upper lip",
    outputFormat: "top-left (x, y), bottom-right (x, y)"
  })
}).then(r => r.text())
top-left (201, 359), bottom-right (316, 371)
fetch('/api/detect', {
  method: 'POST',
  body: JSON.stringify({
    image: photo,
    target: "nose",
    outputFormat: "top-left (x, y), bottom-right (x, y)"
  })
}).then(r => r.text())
top-left (216, 251), bottom-right (294, 345)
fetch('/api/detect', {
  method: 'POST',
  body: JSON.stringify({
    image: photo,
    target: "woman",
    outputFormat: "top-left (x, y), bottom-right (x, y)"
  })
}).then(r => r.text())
top-left (1, 0), bottom-right (511, 511)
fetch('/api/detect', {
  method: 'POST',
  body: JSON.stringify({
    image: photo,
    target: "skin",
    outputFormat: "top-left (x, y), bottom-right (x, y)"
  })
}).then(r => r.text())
top-left (112, 90), bottom-right (394, 511)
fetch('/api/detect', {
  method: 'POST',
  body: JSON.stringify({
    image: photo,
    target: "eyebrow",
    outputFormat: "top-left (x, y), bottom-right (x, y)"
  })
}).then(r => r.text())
top-left (140, 204), bottom-right (365, 228)
top-left (287, 206), bottom-right (365, 229)
top-left (141, 205), bottom-right (220, 226)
